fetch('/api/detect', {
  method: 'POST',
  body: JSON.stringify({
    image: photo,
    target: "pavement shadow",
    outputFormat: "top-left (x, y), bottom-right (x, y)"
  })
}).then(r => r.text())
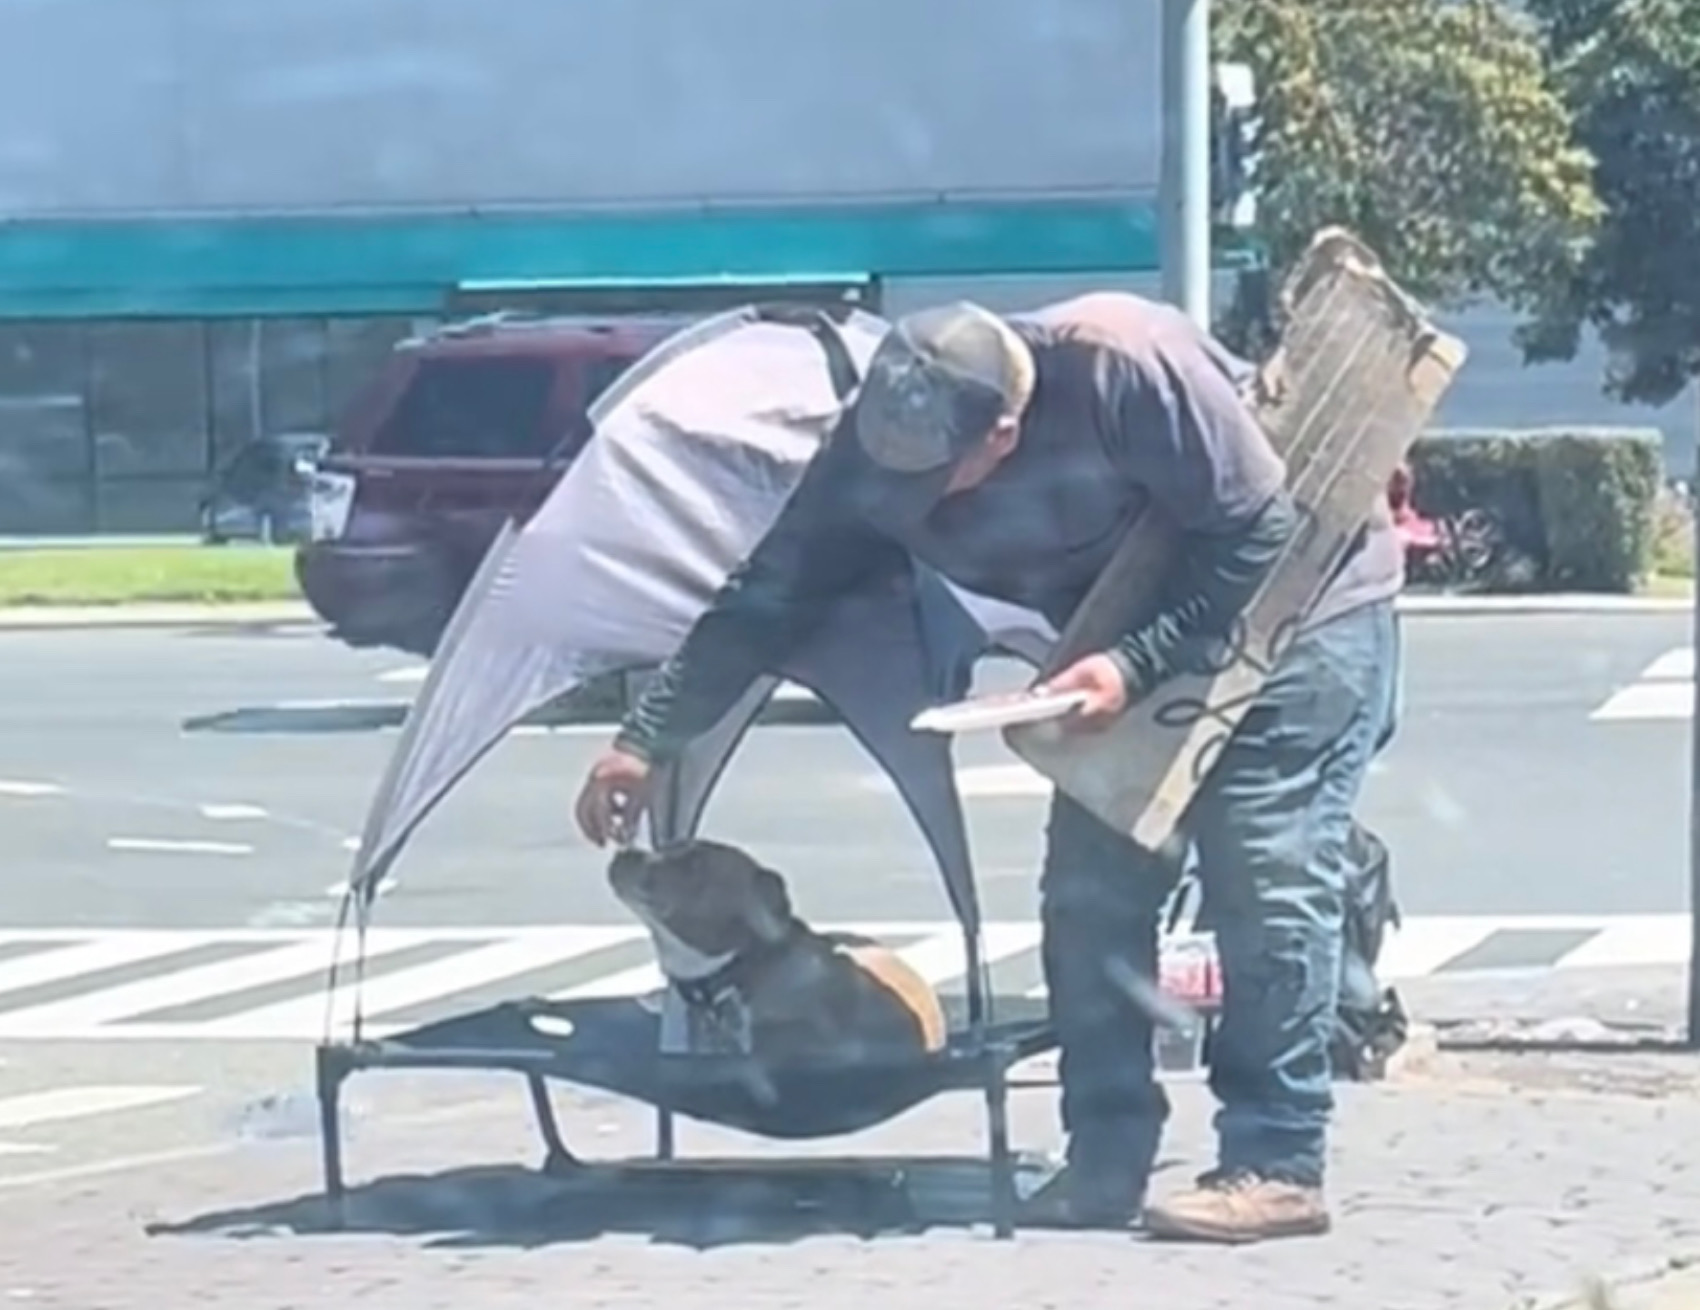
top-left (182, 702), bottom-right (410, 734)
top-left (142, 1154), bottom-right (1069, 1250)
top-left (179, 695), bottom-right (840, 737)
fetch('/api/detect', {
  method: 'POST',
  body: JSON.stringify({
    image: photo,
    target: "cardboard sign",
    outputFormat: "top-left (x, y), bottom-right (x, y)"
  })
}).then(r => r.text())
top-left (1005, 229), bottom-right (1467, 852)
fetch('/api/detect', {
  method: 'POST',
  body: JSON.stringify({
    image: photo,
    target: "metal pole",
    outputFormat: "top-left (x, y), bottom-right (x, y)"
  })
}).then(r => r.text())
top-left (1687, 391), bottom-right (1700, 1045)
top-left (1160, 0), bottom-right (1213, 328)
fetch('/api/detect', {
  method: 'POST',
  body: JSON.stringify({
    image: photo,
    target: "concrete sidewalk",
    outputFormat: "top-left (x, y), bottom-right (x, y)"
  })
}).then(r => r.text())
top-left (5, 1035), bottom-right (1700, 1310)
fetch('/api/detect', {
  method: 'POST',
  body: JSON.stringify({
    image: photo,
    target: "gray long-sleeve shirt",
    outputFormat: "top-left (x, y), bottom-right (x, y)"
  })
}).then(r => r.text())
top-left (617, 293), bottom-right (1402, 762)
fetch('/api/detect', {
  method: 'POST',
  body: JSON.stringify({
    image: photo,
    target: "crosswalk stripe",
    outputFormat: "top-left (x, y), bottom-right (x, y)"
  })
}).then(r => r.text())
top-left (0, 935), bottom-right (416, 1036)
top-left (1645, 649), bottom-right (1694, 681)
top-left (892, 923), bottom-right (1044, 987)
top-left (1593, 681), bottom-right (1691, 722)
top-left (0, 936), bottom-right (222, 999)
top-left (0, 1085), bottom-right (201, 1131)
top-left (0, 1084), bottom-right (204, 1157)
top-left (1372, 917), bottom-right (1500, 977)
top-left (1546, 914), bottom-right (1694, 969)
top-left (553, 953), bottom-right (666, 1001)
top-left (0, 917), bottom-right (1681, 1042)
top-left (1592, 647), bottom-right (1694, 721)
top-left (205, 928), bottom-right (640, 1041)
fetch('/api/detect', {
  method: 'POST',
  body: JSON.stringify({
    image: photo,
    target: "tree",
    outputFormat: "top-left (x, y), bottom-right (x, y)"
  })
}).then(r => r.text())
top-left (1212, 0), bottom-right (1601, 359)
top-left (1518, 0), bottom-right (1700, 406)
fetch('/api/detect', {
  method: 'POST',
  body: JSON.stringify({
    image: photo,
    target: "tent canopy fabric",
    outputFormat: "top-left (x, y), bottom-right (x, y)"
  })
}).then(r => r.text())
top-left (346, 304), bottom-right (1060, 939)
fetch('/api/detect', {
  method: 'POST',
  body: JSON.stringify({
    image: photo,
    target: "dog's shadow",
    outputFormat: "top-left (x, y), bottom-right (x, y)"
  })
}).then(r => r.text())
top-left (144, 1153), bottom-right (1183, 1251)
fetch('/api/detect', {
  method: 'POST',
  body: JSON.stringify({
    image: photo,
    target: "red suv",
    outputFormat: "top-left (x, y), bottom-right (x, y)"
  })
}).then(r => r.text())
top-left (295, 314), bottom-right (679, 658)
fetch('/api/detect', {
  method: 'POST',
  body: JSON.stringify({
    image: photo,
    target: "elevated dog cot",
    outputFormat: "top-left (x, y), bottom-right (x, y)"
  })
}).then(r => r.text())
top-left (313, 303), bottom-right (1072, 1238)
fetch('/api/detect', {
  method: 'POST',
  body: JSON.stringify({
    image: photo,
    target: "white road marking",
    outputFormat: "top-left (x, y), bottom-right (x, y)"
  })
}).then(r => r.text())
top-left (860, 762), bottom-right (1053, 799)
top-left (0, 1090), bottom-right (528, 1192)
top-left (0, 780), bottom-right (62, 798)
top-left (0, 935), bottom-right (222, 998)
top-left (1592, 648), bottom-right (1695, 721)
top-left (1644, 648), bottom-right (1695, 682)
top-left (955, 763), bottom-right (1053, 798)
top-left (106, 837), bottom-right (254, 856)
top-left (553, 922), bottom-right (1041, 1001)
top-left (889, 923), bottom-right (1044, 986)
top-left (274, 697), bottom-right (401, 711)
top-left (322, 877), bottom-right (395, 899)
top-left (0, 935), bottom-right (418, 1036)
top-left (554, 958), bottom-right (663, 1000)
top-left (1548, 914), bottom-right (1695, 969)
top-left (245, 900), bottom-right (337, 930)
top-left (1374, 916), bottom-right (1502, 978)
top-left (0, 1084), bottom-right (202, 1154)
top-left (0, 1084), bottom-right (202, 1128)
top-left (1591, 680), bottom-right (1692, 722)
top-left (197, 803), bottom-right (268, 821)
top-left (206, 928), bottom-right (644, 1040)
top-left (0, 918), bottom-right (1683, 1042)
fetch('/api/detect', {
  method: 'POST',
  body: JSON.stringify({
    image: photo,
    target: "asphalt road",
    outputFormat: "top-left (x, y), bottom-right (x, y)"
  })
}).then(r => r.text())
top-left (0, 610), bottom-right (1685, 929)
top-left (0, 609), bottom-right (1688, 1196)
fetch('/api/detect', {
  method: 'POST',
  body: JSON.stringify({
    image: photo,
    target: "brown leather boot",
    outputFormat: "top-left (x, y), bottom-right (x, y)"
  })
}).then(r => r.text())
top-left (1142, 1169), bottom-right (1331, 1244)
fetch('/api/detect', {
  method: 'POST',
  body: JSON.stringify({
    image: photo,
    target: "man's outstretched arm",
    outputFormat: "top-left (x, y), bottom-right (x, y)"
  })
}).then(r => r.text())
top-left (613, 435), bottom-right (907, 764)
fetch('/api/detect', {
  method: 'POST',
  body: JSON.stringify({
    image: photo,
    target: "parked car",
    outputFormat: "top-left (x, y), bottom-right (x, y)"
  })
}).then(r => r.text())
top-left (295, 313), bottom-right (680, 660)
top-left (200, 432), bottom-right (329, 545)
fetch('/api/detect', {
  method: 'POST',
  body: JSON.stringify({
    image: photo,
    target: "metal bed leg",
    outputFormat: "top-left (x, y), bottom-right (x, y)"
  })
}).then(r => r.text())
top-left (314, 1045), bottom-right (348, 1220)
top-left (983, 1049), bottom-right (1016, 1239)
top-left (526, 1073), bottom-right (581, 1175)
top-left (655, 1107), bottom-right (676, 1160)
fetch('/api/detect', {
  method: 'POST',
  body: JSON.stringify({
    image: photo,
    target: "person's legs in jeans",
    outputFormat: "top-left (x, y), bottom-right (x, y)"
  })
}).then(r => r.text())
top-left (1143, 599), bottom-right (1400, 1242)
top-left (1020, 790), bottom-right (1183, 1226)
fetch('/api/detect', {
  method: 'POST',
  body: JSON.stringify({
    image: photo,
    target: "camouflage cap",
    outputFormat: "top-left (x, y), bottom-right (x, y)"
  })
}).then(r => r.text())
top-left (852, 301), bottom-right (1036, 474)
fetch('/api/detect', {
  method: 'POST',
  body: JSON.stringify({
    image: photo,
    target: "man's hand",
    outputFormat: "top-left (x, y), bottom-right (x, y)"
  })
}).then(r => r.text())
top-left (1037, 653), bottom-right (1133, 733)
top-left (574, 747), bottom-right (654, 847)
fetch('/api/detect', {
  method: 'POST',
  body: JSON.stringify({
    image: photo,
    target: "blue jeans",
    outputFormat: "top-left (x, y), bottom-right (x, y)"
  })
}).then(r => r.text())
top-left (1038, 598), bottom-right (1401, 1190)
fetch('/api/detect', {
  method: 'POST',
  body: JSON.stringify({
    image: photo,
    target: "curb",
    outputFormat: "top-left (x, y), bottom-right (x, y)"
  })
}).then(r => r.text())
top-left (0, 602), bottom-right (318, 631)
top-left (1397, 593), bottom-right (1693, 616)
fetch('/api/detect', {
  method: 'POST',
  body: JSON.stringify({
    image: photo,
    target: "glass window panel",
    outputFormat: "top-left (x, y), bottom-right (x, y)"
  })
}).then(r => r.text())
top-left (86, 321), bottom-right (209, 481)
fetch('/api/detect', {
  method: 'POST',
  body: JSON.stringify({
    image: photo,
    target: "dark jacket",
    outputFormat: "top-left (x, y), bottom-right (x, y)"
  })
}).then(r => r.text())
top-left (617, 293), bottom-right (1399, 763)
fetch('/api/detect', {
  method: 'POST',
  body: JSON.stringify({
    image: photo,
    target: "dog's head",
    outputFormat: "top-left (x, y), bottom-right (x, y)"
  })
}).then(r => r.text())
top-left (607, 839), bottom-right (795, 981)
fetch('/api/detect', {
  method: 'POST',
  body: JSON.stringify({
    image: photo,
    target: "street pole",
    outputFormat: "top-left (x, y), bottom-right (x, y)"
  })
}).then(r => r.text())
top-left (1688, 388), bottom-right (1700, 1046)
top-left (1160, 0), bottom-right (1212, 329)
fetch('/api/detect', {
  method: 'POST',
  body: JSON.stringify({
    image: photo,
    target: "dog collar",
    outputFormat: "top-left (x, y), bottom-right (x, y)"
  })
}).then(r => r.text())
top-left (671, 933), bottom-right (791, 1010)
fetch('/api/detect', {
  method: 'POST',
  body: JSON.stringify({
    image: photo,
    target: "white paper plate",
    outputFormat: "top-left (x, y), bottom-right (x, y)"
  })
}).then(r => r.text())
top-left (909, 689), bottom-right (1091, 735)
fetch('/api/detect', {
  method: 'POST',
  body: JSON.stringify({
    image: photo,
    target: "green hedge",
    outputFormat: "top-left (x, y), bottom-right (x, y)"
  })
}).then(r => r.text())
top-left (1407, 428), bottom-right (1666, 593)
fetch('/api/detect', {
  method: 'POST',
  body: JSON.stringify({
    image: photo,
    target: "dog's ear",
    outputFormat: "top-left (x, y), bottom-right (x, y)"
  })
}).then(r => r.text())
top-left (748, 864), bottom-right (793, 942)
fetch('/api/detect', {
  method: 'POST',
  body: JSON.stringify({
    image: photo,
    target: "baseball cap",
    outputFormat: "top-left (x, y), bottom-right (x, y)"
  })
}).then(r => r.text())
top-left (852, 301), bottom-right (1036, 482)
